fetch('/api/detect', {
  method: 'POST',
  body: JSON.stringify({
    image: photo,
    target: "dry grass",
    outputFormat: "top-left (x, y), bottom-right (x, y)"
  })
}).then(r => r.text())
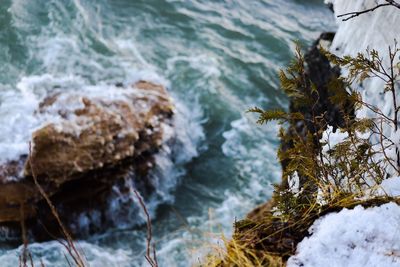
top-left (202, 189), bottom-right (400, 267)
top-left (202, 236), bottom-right (284, 267)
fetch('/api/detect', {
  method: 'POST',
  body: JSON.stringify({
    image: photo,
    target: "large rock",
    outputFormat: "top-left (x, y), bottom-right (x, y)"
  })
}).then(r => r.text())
top-left (0, 81), bottom-right (174, 228)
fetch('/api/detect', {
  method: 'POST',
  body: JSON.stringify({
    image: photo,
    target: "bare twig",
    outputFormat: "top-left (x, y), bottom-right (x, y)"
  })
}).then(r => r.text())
top-left (388, 44), bottom-right (399, 131)
top-left (338, 0), bottom-right (400, 21)
top-left (28, 142), bottom-right (86, 267)
top-left (19, 203), bottom-right (28, 267)
top-left (378, 119), bottom-right (400, 174)
top-left (388, 43), bottom-right (400, 171)
top-left (152, 244), bottom-right (158, 266)
top-left (64, 253), bottom-right (73, 267)
top-left (28, 252), bottom-right (34, 267)
top-left (133, 189), bottom-right (158, 267)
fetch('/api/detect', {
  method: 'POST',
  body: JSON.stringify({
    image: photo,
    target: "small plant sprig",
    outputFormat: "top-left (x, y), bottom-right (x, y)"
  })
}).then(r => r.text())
top-left (250, 43), bottom-right (400, 216)
top-left (323, 42), bottom-right (400, 174)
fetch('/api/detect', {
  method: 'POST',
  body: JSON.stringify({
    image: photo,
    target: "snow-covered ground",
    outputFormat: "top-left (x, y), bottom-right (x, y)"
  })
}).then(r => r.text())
top-left (287, 203), bottom-right (400, 267)
top-left (288, 1), bottom-right (400, 266)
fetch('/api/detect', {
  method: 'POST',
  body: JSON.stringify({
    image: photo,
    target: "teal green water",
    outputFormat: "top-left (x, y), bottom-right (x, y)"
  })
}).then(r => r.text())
top-left (0, 0), bottom-right (335, 266)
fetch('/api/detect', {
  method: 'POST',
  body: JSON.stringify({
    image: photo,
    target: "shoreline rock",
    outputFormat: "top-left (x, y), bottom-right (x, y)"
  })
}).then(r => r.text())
top-left (0, 81), bottom-right (174, 240)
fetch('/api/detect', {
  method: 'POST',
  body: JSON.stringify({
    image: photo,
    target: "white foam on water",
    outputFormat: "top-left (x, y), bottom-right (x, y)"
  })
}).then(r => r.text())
top-left (148, 116), bottom-right (281, 266)
top-left (220, 115), bottom-right (280, 218)
top-left (0, 74), bottom-right (206, 265)
top-left (0, 0), bottom-right (330, 265)
top-left (167, 54), bottom-right (222, 81)
top-left (0, 241), bottom-right (132, 267)
top-left (0, 72), bottom-right (170, 165)
top-left (1, 0), bottom-right (170, 166)
top-left (103, 100), bottom-right (205, 229)
top-left (0, 75), bottom-right (80, 164)
top-left (1, 1), bottom-right (208, 264)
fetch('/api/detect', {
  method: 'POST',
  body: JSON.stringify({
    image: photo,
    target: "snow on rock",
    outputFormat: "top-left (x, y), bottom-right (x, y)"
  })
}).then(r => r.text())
top-left (288, 202), bottom-right (400, 267)
top-left (0, 81), bottom-right (175, 224)
top-left (287, 2), bottom-right (400, 266)
top-left (375, 176), bottom-right (400, 197)
top-left (288, 171), bottom-right (301, 195)
top-left (321, 125), bottom-right (348, 153)
top-left (324, 0), bottom-right (400, 185)
top-left (330, 0), bottom-right (400, 56)
top-left (329, 0), bottom-right (400, 135)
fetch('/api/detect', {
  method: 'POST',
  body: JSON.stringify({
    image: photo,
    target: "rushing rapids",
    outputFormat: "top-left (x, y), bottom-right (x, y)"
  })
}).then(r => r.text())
top-left (0, 0), bottom-right (335, 265)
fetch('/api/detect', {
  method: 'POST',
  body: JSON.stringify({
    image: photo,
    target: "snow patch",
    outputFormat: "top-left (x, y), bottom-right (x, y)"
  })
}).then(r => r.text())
top-left (374, 176), bottom-right (400, 197)
top-left (321, 125), bottom-right (348, 153)
top-left (288, 203), bottom-right (400, 267)
top-left (290, 3), bottom-right (400, 265)
top-left (329, 0), bottom-right (400, 138)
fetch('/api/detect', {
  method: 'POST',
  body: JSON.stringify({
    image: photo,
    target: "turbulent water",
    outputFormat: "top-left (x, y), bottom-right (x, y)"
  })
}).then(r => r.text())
top-left (0, 0), bottom-right (335, 266)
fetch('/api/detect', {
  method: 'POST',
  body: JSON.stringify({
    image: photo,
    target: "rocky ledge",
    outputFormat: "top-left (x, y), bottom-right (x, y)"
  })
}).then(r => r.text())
top-left (233, 32), bottom-right (355, 259)
top-left (0, 81), bottom-right (174, 240)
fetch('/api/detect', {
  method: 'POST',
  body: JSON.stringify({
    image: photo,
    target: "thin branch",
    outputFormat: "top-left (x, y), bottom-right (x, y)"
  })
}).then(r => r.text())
top-left (378, 119), bottom-right (400, 174)
top-left (152, 244), bottom-right (158, 266)
top-left (389, 45), bottom-right (399, 131)
top-left (19, 204), bottom-right (28, 267)
top-left (133, 189), bottom-right (158, 267)
top-left (359, 99), bottom-right (393, 124)
top-left (338, 0), bottom-right (400, 21)
top-left (28, 252), bottom-right (34, 267)
top-left (28, 143), bottom-right (86, 267)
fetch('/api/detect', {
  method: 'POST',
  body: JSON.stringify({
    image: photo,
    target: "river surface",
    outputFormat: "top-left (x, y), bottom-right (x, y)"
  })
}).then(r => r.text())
top-left (0, 0), bottom-right (335, 266)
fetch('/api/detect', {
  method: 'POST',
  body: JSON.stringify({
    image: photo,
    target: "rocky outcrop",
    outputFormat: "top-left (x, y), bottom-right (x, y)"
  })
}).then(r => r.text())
top-left (280, 32), bottom-right (354, 190)
top-left (26, 81), bottom-right (172, 184)
top-left (227, 2), bottom-right (400, 265)
top-left (0, 81), bottom-right (174, 237)
top-left (232, 33), bottom-right (356, 260)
